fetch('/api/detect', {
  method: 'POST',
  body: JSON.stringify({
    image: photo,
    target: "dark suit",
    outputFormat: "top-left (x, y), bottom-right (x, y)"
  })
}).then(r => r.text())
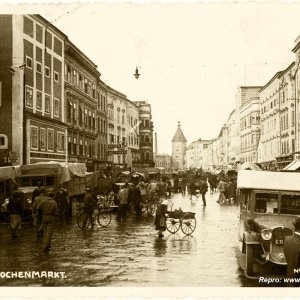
top-left (284, 233), bottom-right (300, 284)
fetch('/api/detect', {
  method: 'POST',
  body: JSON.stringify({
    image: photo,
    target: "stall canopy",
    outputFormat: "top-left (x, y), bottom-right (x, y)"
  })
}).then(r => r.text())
top-left (0, 166), bottom-right (16, 180)
top-left (15, 162), bottom-right (86, 184)
top-left (283, 160), bottom-right (300, 171)
top-left (237, 170), bottom-right (300, 192)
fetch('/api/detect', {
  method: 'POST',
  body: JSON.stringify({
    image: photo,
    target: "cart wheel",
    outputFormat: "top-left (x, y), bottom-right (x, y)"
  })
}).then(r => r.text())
top-left (181, 213), bottom-right (196, 235)
top-left (97, 209), bottom-right (112, 227)
top-left (166, 218), bottom-right (180, 234)
top-left (77, 211), bottom-right (91, 230)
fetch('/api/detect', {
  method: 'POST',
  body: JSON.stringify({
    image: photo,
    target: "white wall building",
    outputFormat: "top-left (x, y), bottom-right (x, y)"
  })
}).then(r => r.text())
top-left (186, 139), bottom-right (213, 170)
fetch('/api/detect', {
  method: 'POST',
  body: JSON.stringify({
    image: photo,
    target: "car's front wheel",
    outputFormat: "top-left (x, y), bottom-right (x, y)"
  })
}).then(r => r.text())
top-left (246, 244), bottom-right (254, 276)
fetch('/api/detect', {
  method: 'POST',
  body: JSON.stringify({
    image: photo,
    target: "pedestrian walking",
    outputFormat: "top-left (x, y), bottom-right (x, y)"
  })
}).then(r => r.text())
top-left (189, 180), bottom-right (196, 200)
top-left (132, 183), bottom-right (142, 218)
top-left (32, 187), bottom-right (47, 238)
top-left (117, 183), bottom-right (129, 221)
top-left (7, 187), bottom-right (24, 239)
top-left (32, 181), bottom-right (42, 203)
top-left (81, 187), bottom-right (97, 229)
top-left (217, 178), bottom-right (226, 204)
top-left (200, 177), bottom-right (208, 206)
top-left (284, 217), bottom-right (300, 286)
top-left (55, 185), bottom-right (70, 223)
top-left (38, 192), bottom-right (59, 251)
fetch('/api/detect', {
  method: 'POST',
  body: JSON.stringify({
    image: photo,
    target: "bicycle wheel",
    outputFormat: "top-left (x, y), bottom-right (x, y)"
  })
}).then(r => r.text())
top-left (77, 211), bottom-right (91, 230)
top-left (181, 213), bottom-right (196, 235)
top-left (97, 209), bottom-right (112, 227)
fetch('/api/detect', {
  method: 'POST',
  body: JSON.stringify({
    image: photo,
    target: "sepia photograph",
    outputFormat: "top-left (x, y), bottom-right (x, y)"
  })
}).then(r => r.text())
top-left (1, 1), bottom-right (300, 296)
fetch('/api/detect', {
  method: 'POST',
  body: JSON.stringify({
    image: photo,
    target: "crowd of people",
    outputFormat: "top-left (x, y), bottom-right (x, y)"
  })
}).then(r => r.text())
top-left (3, 169), bottom-right (238, 248)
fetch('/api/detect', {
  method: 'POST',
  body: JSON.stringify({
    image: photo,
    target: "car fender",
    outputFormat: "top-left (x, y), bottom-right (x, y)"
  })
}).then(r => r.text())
top-left (243, 232), bottom-right (261, 245)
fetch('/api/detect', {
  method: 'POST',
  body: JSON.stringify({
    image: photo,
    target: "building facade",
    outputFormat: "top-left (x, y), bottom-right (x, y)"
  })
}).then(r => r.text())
top-left (0, 14), bottom-right (67, 166)
top-left (154, 154), bottom-right (172, 170)
top-left (171, 122), bottom-right (187, 171)
top-left (240, 96), bottom-right (261, 163)
top-left (186, 139), bottom-right (213, 170)
top-left (134, 101), bottom-right (154, 168)
top-left (64, 39), bottom-right (106, 171)
top-left (226, 108), bottom-right (240, 166)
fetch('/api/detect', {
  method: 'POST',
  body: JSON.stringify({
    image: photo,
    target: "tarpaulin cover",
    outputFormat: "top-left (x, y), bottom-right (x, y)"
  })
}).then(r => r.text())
top-left (15, 162), bottom-right (86, 184)
top-left (237, 170), bottom-right (300, 191)
top-left (0, 166), bottom-right (16, 180)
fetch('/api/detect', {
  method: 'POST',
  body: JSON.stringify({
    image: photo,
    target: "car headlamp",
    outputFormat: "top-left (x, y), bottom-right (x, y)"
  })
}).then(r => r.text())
top-left (261, 229), bottom-right (272, 240)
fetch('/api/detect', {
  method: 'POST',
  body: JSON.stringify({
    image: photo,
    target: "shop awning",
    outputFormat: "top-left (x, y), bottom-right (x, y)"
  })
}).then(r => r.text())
top-left (283, 160), bottom-right (300, 171)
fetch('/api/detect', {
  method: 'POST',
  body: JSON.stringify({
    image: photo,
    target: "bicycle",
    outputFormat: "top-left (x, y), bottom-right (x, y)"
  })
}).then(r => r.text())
top-left (97, 192), bottom-right (115, 209)
top-left (77, 202), bottom-right (112, 230)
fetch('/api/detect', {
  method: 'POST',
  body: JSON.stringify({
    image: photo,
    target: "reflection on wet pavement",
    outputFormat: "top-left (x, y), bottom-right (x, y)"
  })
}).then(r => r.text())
top-left (0, 192), bottom-right (274, 286)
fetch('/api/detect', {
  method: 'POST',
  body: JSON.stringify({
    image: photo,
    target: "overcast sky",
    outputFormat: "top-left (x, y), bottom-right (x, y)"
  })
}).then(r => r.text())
top-left (4, 2), bottom-right (300, 154)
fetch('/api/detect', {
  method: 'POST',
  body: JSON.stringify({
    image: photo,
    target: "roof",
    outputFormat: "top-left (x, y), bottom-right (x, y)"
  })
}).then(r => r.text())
top-left (172, 122), bottom-right (187, 143)
top-left (237, 170), bottom-right (300, 192)
top-left (0, 166), bottom-right (16, 180)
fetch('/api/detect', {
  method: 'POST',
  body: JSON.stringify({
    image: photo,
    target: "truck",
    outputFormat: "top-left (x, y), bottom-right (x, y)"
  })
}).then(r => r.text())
top-left (14, 162), bottom-right (89, 217)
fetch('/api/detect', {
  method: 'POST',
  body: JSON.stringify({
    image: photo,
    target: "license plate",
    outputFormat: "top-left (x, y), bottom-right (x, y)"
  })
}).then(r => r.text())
top-left (275, 239), bottom-right (284, 245)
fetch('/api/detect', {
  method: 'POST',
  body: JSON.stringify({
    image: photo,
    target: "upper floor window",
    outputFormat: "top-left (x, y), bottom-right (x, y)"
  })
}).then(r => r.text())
top-left (26, 56), bottom-right (32, 69)
top-left (54, 71), bottom-right (59, 83)
top-left (25, 86), bottom-right (33, 107)
top-left (54, 98), bottom-right (60, 117)
top-left (45, 66), bottom-right (50, 78)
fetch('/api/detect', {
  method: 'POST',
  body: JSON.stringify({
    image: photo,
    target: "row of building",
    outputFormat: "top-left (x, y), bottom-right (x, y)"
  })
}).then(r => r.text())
top-left (0, 14), bottom-right (155, 171)
top-left (154, 34), bottom-right (300, 172)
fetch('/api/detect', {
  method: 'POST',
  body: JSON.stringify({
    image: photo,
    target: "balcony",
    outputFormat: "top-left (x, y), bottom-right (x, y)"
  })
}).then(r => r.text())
top-left (140, 142), bottom-right (152, 148)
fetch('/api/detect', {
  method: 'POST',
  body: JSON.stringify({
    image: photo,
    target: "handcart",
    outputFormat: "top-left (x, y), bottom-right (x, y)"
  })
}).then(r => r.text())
top-left (165, 208), bottom-right (196, 235)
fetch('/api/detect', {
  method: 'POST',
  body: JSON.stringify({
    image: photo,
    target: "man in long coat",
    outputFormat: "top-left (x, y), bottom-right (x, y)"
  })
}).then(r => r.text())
top-left (284, 217), bottom-right (300, 286)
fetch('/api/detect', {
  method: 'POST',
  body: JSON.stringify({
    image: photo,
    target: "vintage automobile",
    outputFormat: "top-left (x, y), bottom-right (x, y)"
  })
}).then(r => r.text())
top-left (237, 170), bottom-right (300, 277)
top-left (0, 187), bottom-right (34, 223)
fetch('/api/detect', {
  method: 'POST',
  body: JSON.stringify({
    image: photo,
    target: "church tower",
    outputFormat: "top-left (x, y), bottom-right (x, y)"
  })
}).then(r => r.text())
top-left (172, 122), bottom-right (187, 171)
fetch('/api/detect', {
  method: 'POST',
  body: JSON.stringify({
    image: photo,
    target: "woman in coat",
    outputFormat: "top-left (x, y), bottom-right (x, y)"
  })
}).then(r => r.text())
top-left (154, 199), bottom-right (169, 238)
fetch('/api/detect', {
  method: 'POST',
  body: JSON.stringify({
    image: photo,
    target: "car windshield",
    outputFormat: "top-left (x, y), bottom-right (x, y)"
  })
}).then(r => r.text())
top-left (255, 193), bottom-right (278, 214)
top-left (281, 194), bottom-right (300, 215)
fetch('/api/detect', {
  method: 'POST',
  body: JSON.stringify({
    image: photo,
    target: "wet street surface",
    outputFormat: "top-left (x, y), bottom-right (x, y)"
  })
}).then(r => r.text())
top-left (0, 192), bottom-right (286, 287)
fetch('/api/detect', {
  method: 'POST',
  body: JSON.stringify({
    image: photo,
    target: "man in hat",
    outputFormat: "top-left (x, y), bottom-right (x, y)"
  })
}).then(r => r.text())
top-left (38, 191), bottom-right (59, 251)
top-left (55, 184), bottom-right (70, 223)
top-left (32, 187), bottom-right (47, 238)
top-left (284, 217), bottom-right (300, 285)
